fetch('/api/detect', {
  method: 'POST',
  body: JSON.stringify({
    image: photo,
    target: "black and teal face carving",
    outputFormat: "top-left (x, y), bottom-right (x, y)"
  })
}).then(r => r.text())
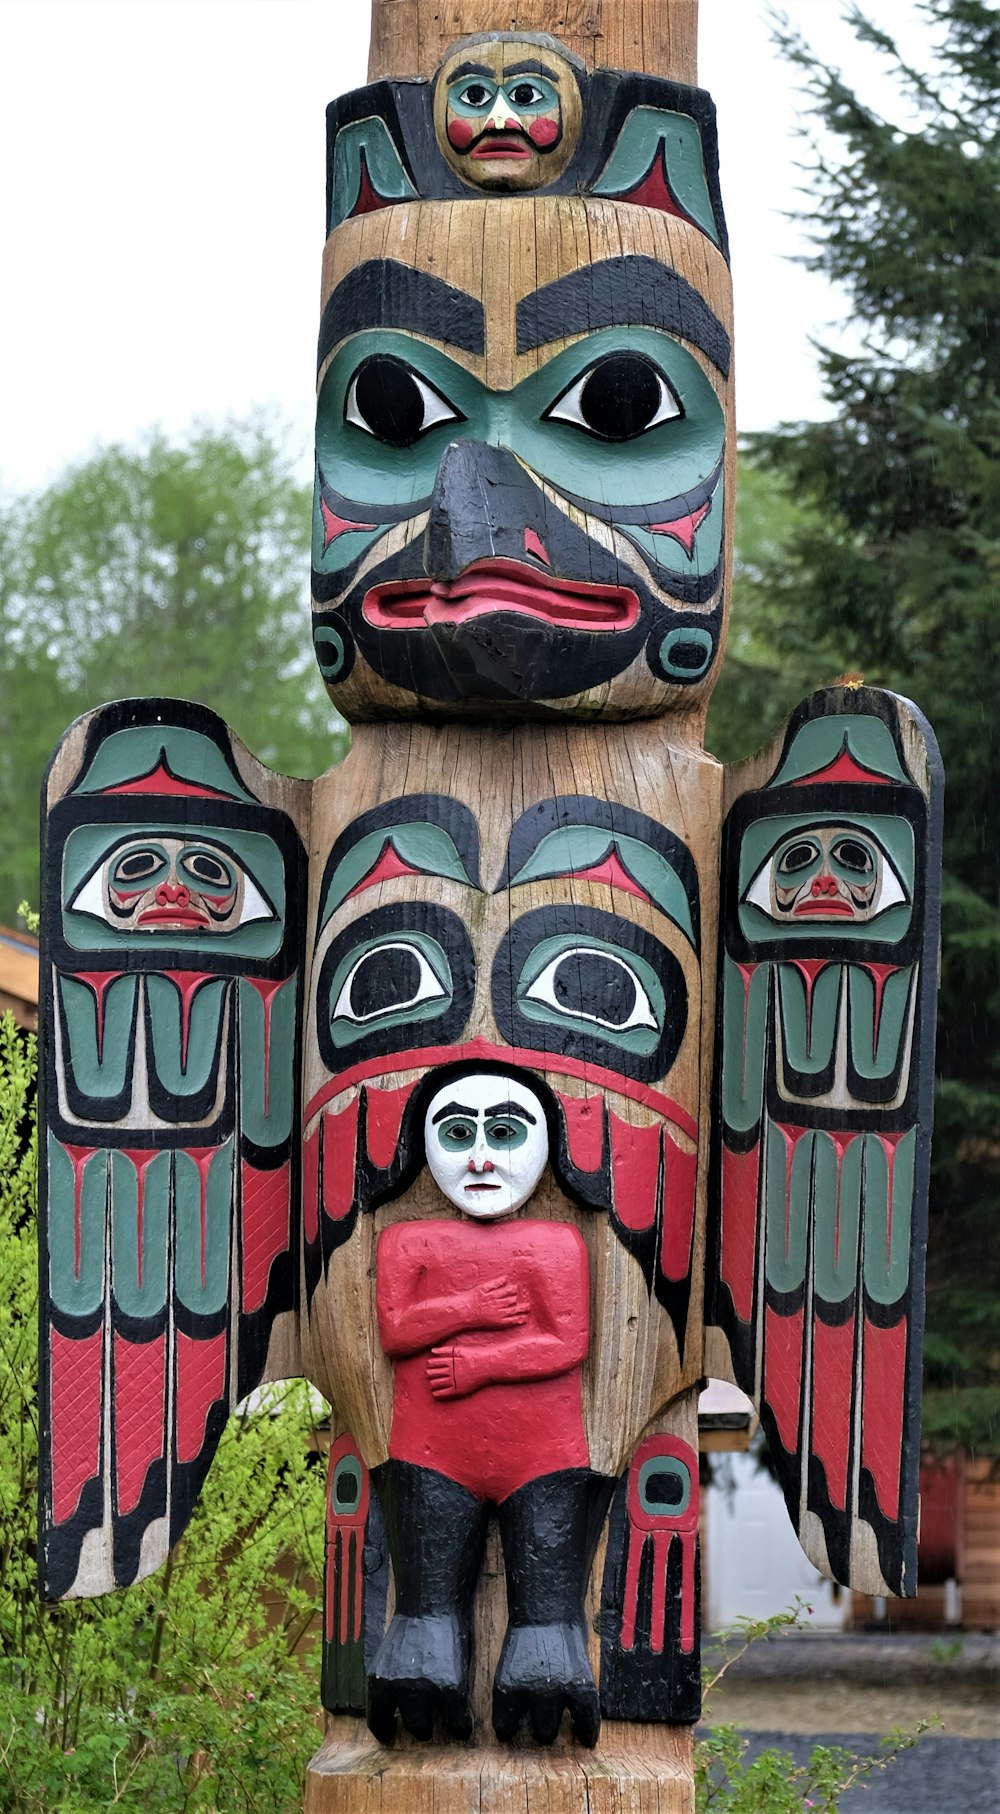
top-left (313, 251), bottom-right (729, 714)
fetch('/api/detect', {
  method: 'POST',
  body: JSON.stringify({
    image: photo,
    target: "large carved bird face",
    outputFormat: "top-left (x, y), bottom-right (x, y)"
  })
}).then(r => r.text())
top-left (311, 197), bottom-right (733, 722)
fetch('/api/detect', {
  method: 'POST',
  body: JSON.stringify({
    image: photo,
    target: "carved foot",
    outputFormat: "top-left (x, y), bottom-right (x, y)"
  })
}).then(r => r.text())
top-left (492, 1620), bottom-right (600, 1746)
top-left (367, 1612), bottom-right (473, 1744)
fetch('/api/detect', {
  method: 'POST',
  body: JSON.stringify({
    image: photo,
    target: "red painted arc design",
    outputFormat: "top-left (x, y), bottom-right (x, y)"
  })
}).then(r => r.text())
top-left (303, 1035), bottom-right (698, 1138)
top-left (790, 751), bottom-right (893, 788)
top-left (321, 496), bottom-right (377, 548)
top-left (347, 843), bottom-right (424, 899)
top-left (613, 143), bottom-right (699, 229)
top-left (645, 500), bottom-right (711, 557)
top-left (101, 760), bottom-right (232, 800)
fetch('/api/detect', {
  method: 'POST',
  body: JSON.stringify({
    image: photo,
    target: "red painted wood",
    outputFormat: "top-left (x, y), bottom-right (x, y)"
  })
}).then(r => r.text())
top-left (811, 1316), bottom-right (855, 1511)
top-left (377, 1217), bottom-right (590, 1501)
top-left (50, 1327), bottom-right (103, 1524)
top-left (610, 1114), bottom-right (661, 1233)
top-left (175, 1330), bottom-right (226, 1464)
top-left (764, 1305), bottom-right (804, 1457)
top-left (861, 1316), bottom-right (907, 1522)
top-left (113, 1333), bottom-right (166, 1516)
top-left (719, 1142), bottom-right (759, 1324)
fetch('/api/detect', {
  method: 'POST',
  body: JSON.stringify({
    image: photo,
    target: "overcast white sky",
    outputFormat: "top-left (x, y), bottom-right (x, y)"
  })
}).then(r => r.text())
top-left (0, 0), bottom-right (936, 496)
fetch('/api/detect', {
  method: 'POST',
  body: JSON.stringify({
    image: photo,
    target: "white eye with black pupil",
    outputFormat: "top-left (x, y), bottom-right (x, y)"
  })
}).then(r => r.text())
top-left (546, 353), bottom-right (682, 441)
top-left (333, 941), bottom-right (447, 1023)
top-left (525, 947), bottom-right (658, 1032)
top-left (346, 355), bottom-right (463, 449)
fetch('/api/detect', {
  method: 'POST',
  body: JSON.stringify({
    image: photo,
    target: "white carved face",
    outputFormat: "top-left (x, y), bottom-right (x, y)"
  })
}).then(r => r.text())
top-left (424, 1072), bottom-right (549, 1219)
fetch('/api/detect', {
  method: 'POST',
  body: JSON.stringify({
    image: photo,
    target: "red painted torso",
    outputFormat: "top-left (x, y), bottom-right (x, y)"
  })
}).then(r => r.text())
top-left (376, 1217), bottom-right (591, 1501)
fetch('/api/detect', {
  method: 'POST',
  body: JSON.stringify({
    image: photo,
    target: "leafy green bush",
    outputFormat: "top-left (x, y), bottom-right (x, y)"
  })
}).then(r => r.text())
top-left (0, 1011), bottom-right (327, 1812)
top-left (696, 1609), bottom-right (927, 1812)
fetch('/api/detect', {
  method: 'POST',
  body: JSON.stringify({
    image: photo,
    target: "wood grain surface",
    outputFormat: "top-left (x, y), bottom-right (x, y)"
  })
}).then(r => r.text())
top-left (368, 0), bottom-right (699, 84)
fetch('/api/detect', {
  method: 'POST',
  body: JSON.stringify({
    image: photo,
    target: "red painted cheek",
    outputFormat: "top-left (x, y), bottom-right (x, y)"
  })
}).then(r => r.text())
top-left (526, 115), bottom-right (560, 149)
top-left (447, 117), bottom-right (476, 151)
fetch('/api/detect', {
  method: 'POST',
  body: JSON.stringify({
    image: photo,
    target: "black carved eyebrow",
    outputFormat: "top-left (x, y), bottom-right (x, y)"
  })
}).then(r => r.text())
top-left (318, 261), bottom-right (485, 370)
top-left (447, 62), bottom-right (496, 83)
top-left (503, 61), bottom-right (560, 80)
top-left (431, 1100), bottom-right (476, 1125)
top-left (516, 256), bottom-right (731, 377)
top-left (486, 1100), bottom-right (538, 1123)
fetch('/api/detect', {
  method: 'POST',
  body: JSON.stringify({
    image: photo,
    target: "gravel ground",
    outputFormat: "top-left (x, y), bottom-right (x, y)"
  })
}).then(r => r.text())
top-left (733, 1731), bottom-right (999, 1812)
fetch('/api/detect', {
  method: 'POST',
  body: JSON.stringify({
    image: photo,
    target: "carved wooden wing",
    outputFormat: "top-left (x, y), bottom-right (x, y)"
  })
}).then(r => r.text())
top-left (38, 700), bottom-right (308, 1597)
top-left (708, 687), bottom-right (943, 1596)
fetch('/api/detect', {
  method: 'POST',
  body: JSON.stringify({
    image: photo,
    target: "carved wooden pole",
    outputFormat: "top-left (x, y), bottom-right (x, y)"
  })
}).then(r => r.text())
top-left (36, 1), bottom-right (943, 1811)
top-left (367, 0), bottom-right (699, 82)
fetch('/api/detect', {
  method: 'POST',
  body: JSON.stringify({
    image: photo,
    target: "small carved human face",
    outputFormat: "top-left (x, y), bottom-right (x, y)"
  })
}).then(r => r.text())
top-left (424, 1072), bottom-right (549, 1218)
top-left (746, 825), bottom-right (905, 925)
top-left (434, 37), bottom-right (582, 192)
top-left (72, 835), bottom-right (271, 935)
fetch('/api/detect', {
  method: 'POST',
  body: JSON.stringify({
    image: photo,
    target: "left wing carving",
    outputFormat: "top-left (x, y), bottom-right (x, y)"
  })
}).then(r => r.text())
top-left (38, 700), bottom-right (308, 1597)
top-left (708, 687), bottom-right (943, 1596)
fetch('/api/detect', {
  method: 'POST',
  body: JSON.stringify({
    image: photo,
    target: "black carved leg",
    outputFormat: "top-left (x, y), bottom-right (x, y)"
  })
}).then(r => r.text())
top-left (367, 1461), bottom-right (489, 1745)
top-left (493, 1469), bottom-right (615, 1748)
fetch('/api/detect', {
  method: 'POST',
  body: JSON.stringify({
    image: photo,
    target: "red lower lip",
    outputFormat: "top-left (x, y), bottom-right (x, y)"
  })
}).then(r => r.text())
top-left (137, 908), bottom-right (210, 927)
top-left (471, 137), bottom-right (532, 160)
top-left (363, 561), bottom-right (640, 632)
top-left (792, 901), bottom-right (855, 916)
top-left (466, 1182), bottom-right (501, 1190)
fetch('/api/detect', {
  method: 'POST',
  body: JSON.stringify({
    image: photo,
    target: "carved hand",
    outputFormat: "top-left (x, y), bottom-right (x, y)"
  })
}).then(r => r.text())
top-left (426, 1344), bottom-right (460, 1399)
top-left (475, 1278), bottom-right (529, 1329)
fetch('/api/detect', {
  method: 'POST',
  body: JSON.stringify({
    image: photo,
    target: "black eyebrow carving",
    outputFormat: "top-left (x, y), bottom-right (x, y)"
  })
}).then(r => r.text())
top-left (447, 62), bottom-right (496, 83)
top-left (486, 1100), bottom-right (538, 1123)
top-left (503, 61), bottom-right (560, 79)
top-left (431, 1100), bottom-right (476, 1124)
top-left (318, 261), bottom-right (486, 370)
top-left (516, 256), bottom-right (731, 377)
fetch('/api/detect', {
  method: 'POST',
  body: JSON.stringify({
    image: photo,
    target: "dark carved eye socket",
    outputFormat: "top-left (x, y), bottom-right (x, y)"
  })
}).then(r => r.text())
top-left (546, 353), bottom-right (682, 442)
top-left (345, 355), bottom-right (462, 448)
top-left (460, 82), bottom-right (492, 106)
top-left (525, 945), bottom-right (658, 1034)
top-left (183, 851), bottom-right (232, 888)
top-left (833, 837), bottom-right (875, 877)
top-left (777, 840), bottom-right (819, 877)
top-left (114, 849), bottom-right (161, 883)
top-left (332, 939), bottom-right (448, 1026)
top-left (509, 82), bottom-right (543, 106)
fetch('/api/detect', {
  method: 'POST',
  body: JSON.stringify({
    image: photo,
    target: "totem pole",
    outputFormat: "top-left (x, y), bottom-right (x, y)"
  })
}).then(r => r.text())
top-left (38, 3), bottom-right (943, 1809)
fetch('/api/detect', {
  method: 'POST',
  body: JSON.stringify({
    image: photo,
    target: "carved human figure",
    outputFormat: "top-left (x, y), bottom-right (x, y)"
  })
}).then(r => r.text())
top-left (370, 1070), bottom-right (610, 1744)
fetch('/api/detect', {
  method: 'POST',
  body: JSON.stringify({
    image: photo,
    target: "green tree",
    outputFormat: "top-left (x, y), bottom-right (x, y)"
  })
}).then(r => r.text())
top-left (745, 0), bottom-right (1000, 1449)
top-left (0, 416), bottom-right (345, 921)
top-left (0, 1010), bottom-right (328, 1812)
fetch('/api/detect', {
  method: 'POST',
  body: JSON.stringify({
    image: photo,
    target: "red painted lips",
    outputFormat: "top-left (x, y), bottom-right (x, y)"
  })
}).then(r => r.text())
top-left (362, 560), bottom-right (641, 632)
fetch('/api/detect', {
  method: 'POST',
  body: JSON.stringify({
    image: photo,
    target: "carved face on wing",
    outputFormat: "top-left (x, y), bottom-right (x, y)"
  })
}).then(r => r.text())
top-left (70, 834), bottom-right (275, 936)
top-left (312, 196), bottom-right (733, 720)
top-left (744, 825), bottom-right (907, 926)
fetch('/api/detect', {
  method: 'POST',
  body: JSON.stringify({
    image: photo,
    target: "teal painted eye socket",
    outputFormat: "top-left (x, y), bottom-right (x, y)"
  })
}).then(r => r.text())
top-left (316, 326), bottom-right (723, 517)
top-left (346, 355), bottom-right (463, 449)
top-left (452, 78), bottom-right (499, 111)
top-left (486, 1116), bottom-right (528, 1148)
top-left (111, 845), bottom-right (169, 887)
top-left (332, 938), bottom-right (448, 1027)
top-left (545, 353), bottom-right (682, 443)
top-left (776, 839), bottom-right (821, 881)
top-left (332, 1455), bottom-right (362, 1513)
top-left (830, 836), bottom-right (877, 882)
top-left (437, 1113), bottom-right (529, 1151)
top-left (521, 938), bottom-right (663, 1051)
top-left (438, 1115), bottom-right (477, 1149)
top-left (505, 79), bottom-right (550, 108)
top-left (638, 1455), bottom-right (691, 1517)
top-left (179, 847), bottom-right (237, 891)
